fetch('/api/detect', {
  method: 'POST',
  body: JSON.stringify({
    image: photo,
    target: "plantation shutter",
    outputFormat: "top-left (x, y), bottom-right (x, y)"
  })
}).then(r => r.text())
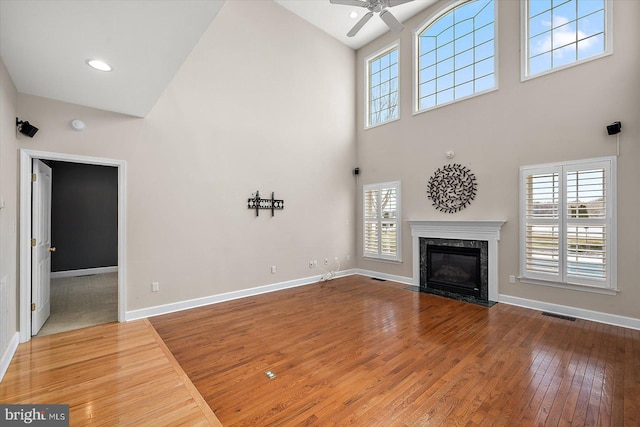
top-left (520, 158), bottom-right (614, 290)
top-left (565, 166), bottom-right (607, 284)
top-left (364, 187), bottom-right (380, 256)
top-left (363, 181), bottom-right (401, 261)
top-left (524, 168), bottom-right (561, 280)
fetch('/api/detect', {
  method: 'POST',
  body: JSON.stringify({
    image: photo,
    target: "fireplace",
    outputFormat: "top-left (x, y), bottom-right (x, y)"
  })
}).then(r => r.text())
top-left (427, 245), bottom-right (481, 298)
top-left (420, 238), bottom-right (488, 302)
top-left (408, 220), bottom-right (505, 304)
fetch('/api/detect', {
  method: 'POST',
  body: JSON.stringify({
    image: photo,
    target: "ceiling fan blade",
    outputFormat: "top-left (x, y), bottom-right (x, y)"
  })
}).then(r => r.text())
top-left (379, 9), bottom-right (404, 34)
top-left (388, 0), bottom-right (414, 6)
top-left (330, 0), bottom-right (368, 7)
top-left (347, 12), bottom-right (373, 37)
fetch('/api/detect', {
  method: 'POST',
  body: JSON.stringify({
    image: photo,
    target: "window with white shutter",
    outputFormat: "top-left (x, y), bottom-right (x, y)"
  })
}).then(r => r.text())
top-left (519, 157), bottom-right (616, 293)
top-left (363, 181), bottom-right (401, 261)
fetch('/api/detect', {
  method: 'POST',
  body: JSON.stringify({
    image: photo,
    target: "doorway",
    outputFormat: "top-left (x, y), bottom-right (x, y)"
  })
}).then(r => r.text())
top-left (19, 149), bottom-right (126, 343)
top-left (36, 160), bottom-right (119, 336)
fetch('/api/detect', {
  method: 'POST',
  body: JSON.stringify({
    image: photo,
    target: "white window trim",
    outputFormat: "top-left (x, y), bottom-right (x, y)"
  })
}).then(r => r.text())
top-left (519, 156), bottom-right (617, 295)
top-left (412, 0), bottom-right (499, 116)
top-left (365, 40), bottom-right (400, 130)
top-left (520, 0), bottom-right (614, 82)
top-left (363, 181), bottom-right (402, 262)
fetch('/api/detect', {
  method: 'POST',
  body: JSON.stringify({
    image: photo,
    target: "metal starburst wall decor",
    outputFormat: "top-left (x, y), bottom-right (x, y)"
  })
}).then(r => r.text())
top-left (427, 164), bottom-right (477, 213)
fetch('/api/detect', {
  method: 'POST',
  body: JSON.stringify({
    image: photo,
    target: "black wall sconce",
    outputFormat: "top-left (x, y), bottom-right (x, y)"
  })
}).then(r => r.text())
top-left (16, 118), bottom-right (39, 137)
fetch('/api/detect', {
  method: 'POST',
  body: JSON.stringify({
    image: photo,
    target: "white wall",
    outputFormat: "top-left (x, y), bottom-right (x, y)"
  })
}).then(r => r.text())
top-left (0, 56), bottom-right (19, 374)
top-left (11, 0), bottom-right (356, 314)
top-left (355, 0), bottom-right (640, 320)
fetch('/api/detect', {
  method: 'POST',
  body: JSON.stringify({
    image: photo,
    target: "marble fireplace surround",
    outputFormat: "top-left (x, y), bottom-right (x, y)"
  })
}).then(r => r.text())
top-left (408, 221), bottom-right (506, 302)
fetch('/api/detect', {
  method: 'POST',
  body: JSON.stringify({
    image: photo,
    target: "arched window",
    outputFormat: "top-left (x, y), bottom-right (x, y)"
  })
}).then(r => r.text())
top-left (415, 0), bottom-right (496, 112)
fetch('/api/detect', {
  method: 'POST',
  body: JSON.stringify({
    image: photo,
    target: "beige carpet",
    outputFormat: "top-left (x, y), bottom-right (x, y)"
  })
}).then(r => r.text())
top-left (37, 272), bottom-right (118, 337)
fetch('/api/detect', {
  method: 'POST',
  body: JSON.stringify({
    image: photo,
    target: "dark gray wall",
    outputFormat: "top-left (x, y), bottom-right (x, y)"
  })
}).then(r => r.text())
top-left (49, 161), bottom-right (118, 272)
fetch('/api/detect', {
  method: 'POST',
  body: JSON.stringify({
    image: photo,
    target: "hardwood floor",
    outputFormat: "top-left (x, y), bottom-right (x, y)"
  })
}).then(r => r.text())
top-left (150, 275), bottom-right (640, 426)
top-left (2, 276), bottom-right (638, 425)
top-left (0, 319), bottom-right (221, 426)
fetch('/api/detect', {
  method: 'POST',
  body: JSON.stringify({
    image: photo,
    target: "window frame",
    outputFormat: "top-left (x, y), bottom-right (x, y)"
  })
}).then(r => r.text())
top-left (521, 0), bottom-right (614, 81)
top-left (519, 156), bottom-right (617, 295)
top-left (413, 0), bottom-right (499, 115)
top-left (365, 41), bottom-right (400, 129)
top-left (363, 181), bottom-right (402, 262)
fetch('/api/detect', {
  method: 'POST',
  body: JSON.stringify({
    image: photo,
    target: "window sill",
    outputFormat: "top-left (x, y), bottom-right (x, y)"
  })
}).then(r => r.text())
top-left (519, 277), bottom-right (619, 296)
top-left (413, 86), bottom-right (498, 116)
top-left (363, 255), bottom-right (402, 264)
top-left (364, 115), bottom-right (400, 131)
top-left (521, 51), bottom-right (613, 82)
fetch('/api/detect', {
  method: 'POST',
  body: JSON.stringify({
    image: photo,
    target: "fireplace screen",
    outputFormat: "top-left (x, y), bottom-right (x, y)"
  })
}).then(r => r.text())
top-left (427, 245), bottom-right (481, 297)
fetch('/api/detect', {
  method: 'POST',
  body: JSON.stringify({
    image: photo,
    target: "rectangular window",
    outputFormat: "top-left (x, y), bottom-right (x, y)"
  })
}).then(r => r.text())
top-left (519, 157), bottom-right (616, 293)
top-left (523, 0), bottom-right (612, 79)
top-left (366, 43), bottom-right (399, 128)
top-left (363, 181), bottom-right (401, 261)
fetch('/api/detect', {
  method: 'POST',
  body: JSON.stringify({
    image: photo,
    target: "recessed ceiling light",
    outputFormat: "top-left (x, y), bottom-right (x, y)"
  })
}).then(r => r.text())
top-left (86, 59), bottom-right (112, 72)
top-left (349, 11), bottom-right (359, 19)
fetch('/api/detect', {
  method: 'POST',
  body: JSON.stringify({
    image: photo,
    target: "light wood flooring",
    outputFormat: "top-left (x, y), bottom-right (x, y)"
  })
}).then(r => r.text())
top-left (0, 319), bottom-right (221, 426)
top-left (150, 275), bottom-right (640, 426)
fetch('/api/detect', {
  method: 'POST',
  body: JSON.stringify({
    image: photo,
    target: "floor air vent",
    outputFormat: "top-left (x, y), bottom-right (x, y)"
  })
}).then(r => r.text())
top-left (542, 312), bottom-right (576, 321)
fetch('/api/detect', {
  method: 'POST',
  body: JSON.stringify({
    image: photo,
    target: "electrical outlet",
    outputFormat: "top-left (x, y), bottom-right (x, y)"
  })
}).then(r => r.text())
top-left (509, 275), bottom-right (516, 284)
top-left (309, 261), bottom-right (314, 268)
top-left (152, 282), bottom-right (159, 292)
top-left (271, 266), bottom-right (277, 274)
top-left (324, 258), bottom-right (329, 265)
top-left (346, 254), bottom-right (351, 261)
top-left (334, 257), bottom-right (339, 263)
top-left (313, 260), bottom-right (318, 267)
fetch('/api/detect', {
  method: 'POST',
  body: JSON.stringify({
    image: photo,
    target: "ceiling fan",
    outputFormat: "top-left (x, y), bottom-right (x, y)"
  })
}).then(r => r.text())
top-left (330, 0), bottom-right (414, 37)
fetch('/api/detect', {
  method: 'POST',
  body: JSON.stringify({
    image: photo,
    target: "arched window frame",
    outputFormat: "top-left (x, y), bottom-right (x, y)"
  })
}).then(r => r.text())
top-left (413, 0), bottom-right (498, 115)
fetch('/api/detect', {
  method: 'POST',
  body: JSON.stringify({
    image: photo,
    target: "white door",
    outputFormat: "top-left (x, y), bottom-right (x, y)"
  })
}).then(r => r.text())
top-left (32, 159), bottom-right (53, 335)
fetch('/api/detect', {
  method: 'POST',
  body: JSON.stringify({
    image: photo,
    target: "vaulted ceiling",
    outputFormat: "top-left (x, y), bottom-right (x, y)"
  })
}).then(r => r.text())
top-left (0, 0), bottom-right (435, 117)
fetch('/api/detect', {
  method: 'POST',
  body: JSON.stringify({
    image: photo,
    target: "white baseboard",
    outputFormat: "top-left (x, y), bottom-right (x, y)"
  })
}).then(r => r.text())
top-left (498, 295), bottom-right (640, 331)
top-left (354, 269), bottom-right (414, 286)
top-left (51, 266), bottom-right (118, 279)
top-left (126, 269), bottom-right (358, 321)
top-left (356, 269), bottom-right (640, 330)
top-left (356, 269), bottom-right (640, 331)
top-left (123, 267), bottom-right (639, 332)
top-left (0, 333), bottom-right (19, 383)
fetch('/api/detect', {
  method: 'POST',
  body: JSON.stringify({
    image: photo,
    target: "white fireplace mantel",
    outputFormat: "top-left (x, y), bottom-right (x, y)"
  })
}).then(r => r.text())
top-left (408, 220), bottom-right (506, 302)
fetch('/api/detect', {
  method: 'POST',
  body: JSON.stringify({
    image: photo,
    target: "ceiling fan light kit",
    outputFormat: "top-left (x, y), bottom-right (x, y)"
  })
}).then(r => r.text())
top-left (330, 0), bottom-right (414, 37)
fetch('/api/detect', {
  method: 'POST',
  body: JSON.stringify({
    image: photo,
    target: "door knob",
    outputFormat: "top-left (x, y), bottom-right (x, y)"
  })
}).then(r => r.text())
top-left (48, 247), bottom-right (57, 253)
